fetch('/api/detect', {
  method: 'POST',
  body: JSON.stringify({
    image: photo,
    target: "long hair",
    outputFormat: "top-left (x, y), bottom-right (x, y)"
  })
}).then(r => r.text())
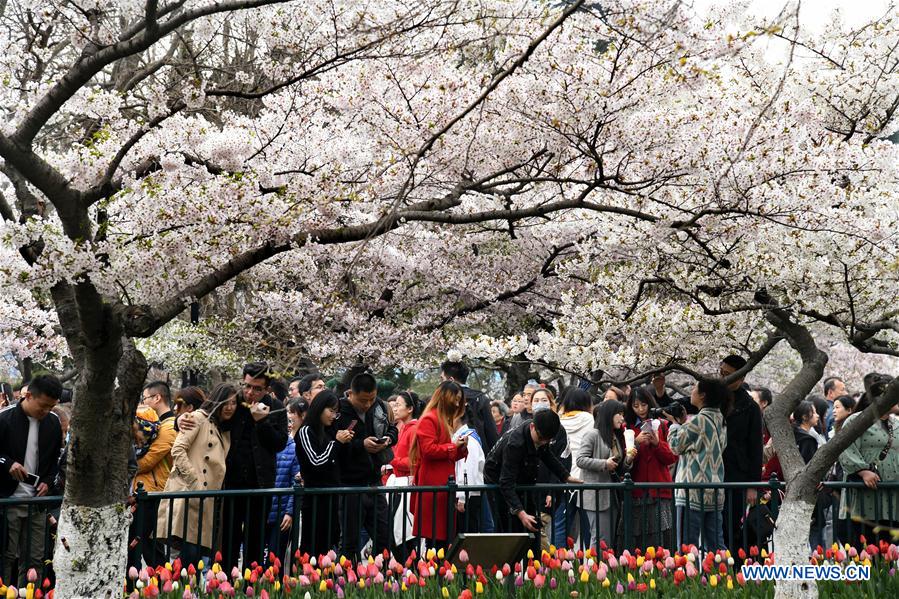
top-left (204, 383), bottom-right (238, 427)
top-left (595, 399), bottom-right (626, 449)
top-left (304, 390), bottom-right (340, 438)
top-left (625, 386), bottom-right (658, 427)
top-left (696, 379), bottom-right (733, 417)
top-left (409, 381), bottom-right (465, 468)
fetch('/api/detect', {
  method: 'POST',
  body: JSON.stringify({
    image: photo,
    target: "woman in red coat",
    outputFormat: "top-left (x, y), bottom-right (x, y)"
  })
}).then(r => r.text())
top-left (411, 381), bottom-right (468, 548)
top-left (625, 386), bottom-right (678, 549)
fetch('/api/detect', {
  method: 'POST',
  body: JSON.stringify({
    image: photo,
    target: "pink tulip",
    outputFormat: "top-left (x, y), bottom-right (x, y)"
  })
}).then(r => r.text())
top-left (642, 560), bottom-right (654, 574)
top-left (162, 580), bottom-right (173, 593)
top-left (849, 547), bottom-right (858, 558)
top-left (665, 557), bottom-right (675, 570)
top-left (27, 568), bottom-right (37, 583)
top-left (550, 577), bottom-right (558, 590)
top-left (298, 575), bottom-right (310, 586)
top-left (608, 555), bottom-right (619, 569)
top-left (183, 590), bottom-right (192, 599)
top-left (129, 592), bottom-right (139, 599)
top-left (336, 585), bottom-right (344, 599)
top-left (534, 574), bottom-right (546, 589)
top-left (374, 573), bottom-right (385, 584)
top-left (375, 555), bottom-right (384, 569)
top-left (615, 582), bottom-right (624, 594)
top-left (445, 570), bottom-right (454, 582)
top-left (596, 566), bottom-right (607, 582)
top-left (392, 582), bottom-right (400, 593)
top-left (515, 575), bottom-right (524, 587)
top-left (231, 566), bottom-right (241, 579)
top-left (686, 563), bottom-right (698, 578)
top-left (459, 550), bottom-right (469, 563)
top-left (216, 571), bottom-right (228, 583)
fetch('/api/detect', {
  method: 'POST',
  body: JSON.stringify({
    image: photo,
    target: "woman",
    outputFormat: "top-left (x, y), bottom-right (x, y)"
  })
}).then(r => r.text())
top-left (559, 388), bottom-right (597, 547)
top-left (792, 401), bottom-right (827, 550)
top-left (827, 394), bottom-right (856, 544)
top-left (266, 399), bottom-right (302, 565)
top-left (173, 386), bottom-right (207, 417)
top-left (838, 393), bottom-right (899, 544)
top-left (532, 388), bottom-right (570, 550)
top-left (669, 379), bottom-right (732, 552)
top-left (156, 383), bottom-right (237, 566)
top-left (491, 401), bottom-right (508, 436)
top-left (295, 390), bottom-right (354, 559)
top-left (410, 381), bottom-right (468, 549)
top-left (625, 386), bottom-right (677, 549)
top-left (387, 390), bottom-right (422, 556)
top-left (577, 400), bottom-right (635, 549)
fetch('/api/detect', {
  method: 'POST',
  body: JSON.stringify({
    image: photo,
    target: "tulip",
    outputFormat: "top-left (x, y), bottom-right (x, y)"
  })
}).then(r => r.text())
top-left (710, 574), bottom-right (718, 587)
top-left (303, 593), bottom-right (311, 599)
top-left (550, 577), bottom-right (558, 590)
top-left (602, 578), bottom-right (610, 588)
top-left (515, 576), bottom-right (524, 588)
top-left (615, 582), bottom-right (624, 594)
top-left (459, 550), bottom-right (469, 564)
top-left (475, 581), bottom-right (484, 594)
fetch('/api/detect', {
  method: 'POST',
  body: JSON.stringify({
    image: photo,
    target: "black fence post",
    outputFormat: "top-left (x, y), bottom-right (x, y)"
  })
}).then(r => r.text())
top-left (447, 476), bottom-right (457, 547)
top-left (622, 474), bottom-right (634, 551)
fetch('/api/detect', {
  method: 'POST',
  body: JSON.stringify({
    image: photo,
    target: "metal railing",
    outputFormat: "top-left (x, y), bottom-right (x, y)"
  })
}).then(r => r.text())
top-left (2, 478), bottom-right (898, 588)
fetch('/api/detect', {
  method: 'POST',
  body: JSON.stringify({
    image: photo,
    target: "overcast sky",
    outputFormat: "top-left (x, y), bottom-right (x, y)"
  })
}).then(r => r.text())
top-left (693, 0), bottom-right (893, 30)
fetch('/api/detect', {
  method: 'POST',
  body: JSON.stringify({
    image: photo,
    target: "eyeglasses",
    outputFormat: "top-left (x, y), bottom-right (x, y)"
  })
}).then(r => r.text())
top-left (142, 393), bottom-right (160, 402)
top-left (243, 383), bottom-right (267, 393)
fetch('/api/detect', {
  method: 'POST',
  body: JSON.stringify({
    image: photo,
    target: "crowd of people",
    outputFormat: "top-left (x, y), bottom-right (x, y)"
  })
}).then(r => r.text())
top-left (0, 357), bottom-right (898, 589)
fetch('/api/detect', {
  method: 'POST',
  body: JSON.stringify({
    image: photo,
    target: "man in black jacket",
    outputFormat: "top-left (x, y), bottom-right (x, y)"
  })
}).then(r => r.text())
top-left (719, 354), bottom-right (764, 553)
top-left (179, 362), bottom-right (287, 570)
top-left (484, 410), bottom-right (581, 552)
top-left (330, 373), bottom-right (397, 559)
top-left (0, 374), bottom-right (62, 587)
top-left (440, 360), bottom-right (498, 452)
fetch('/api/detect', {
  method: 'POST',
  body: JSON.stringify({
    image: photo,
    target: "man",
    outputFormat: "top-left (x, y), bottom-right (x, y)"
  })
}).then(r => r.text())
top-left (440, 360), bottom-right (498, 453)
top-left (132, 381), bottom-right (177, 568)
top-left (288, 376), bottom-right (303, 399)
top-left (330, 373), bottom-right (397, 559)
top-left (179, 362), bottom-right (287, 569)
top-left (224, 362), bottom-right (287, 569)
top-left (823, 376), bottom-right (847, 433)
top-left (651, 372), bottom-right (698, 415)
top-left (298, 373), bottom-right (327, 402)
top-left (719, 354), bottom-right (764, 553)
top-left (0, 374), bottom-right (62, 587)
top-left (485, 410), bottom-right (582, 553)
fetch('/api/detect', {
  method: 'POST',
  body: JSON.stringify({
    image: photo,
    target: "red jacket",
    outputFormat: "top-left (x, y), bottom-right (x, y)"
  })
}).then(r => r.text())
top-left (629, 420), bottom-right (677, 499)
top-left (761, 429), bottom-right (783, 481)
top-left (411, 410), bottom-right (467, 541)
top-left (391, 419), bottom-right (418, 478)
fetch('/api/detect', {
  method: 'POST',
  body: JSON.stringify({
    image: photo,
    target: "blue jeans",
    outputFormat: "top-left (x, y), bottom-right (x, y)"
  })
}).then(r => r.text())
top-left (552, 502), bottom-right (567, 547)
top-left (566, 495), bottom-right (591, 549)
top-left (684, 509), bottom-right (725, 552)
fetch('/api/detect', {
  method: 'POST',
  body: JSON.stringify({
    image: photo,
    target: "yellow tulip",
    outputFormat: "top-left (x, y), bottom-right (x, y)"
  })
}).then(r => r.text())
top-left (627, 573), bottom-right (635, 583)
top-left (402, 583), bottom-right (408, 592)
top-left (369, 555), bottom-right (375, 565)
top-left (197, 560), bottom-right (205, 571)
top-left (442, 587), bottom-right (450, 598)
top-left (650, 579), bottom-right (656, 590)
top-left (319, 581), bottom-right (328, 592)
top-left (244, 568), bottom-right (252, 580)
top-left (25, 586), bottom-right (34, 599)
top-left (212, 563), bottom-right (221, 574)
top-left (427, 548), bottom-right (436, 561)
top-left (6, 587), bottom-right (15, 599)
top-left (274, 582), bottom-right (280, 592)
top-left (527, 549), bottom-right (534, 559)
top-left (438, 548), bottom-right (445, 559)
top-left (476, 581), bottom-right (484, 594)
top-left (602, 578), bottom-right (610, 588)
top-left (580, 570), bottom-right (589, 583)
top-left (451, 564), bottom-right (458, 574)
top-left (358, 580), bottom-right (366, 589)
top-left (761, 549), bottom-right (768, 558)
top-left (636, 556), bottom-right (645, 568)
top-left (710, 575), bottom-right (718, 587)
top-left (165, 562), bottom-right (172, 571)
top-left (727, 577), bottom-right (734, 590)
top-left (549, 544), bottom-right (557, 554)
top-left (646, 547), bottom-right (656, 560)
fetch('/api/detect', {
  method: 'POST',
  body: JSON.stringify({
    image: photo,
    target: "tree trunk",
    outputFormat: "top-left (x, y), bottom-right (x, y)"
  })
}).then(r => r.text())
top-left (54, 333), bottom-right (148, 597)
top-left (772, 485), bottom-right (818, 599)
top-left (503, 355), bottom-right (532, 403)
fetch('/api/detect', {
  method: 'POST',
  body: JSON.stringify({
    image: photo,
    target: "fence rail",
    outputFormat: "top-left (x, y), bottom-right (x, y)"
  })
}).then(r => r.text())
top-left (2, 478), bottom-right (898, 588)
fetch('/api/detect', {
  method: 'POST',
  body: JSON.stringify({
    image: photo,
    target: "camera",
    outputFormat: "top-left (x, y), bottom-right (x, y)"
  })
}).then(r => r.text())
top-left (649, 403), bottom-right (685, 420)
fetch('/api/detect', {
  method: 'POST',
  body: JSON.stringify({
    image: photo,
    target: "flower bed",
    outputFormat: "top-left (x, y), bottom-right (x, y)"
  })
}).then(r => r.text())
top-left (3, 540), bottom-right (899, 598)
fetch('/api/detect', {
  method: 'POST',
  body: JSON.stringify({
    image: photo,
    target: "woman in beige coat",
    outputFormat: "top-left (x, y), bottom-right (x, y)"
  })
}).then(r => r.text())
top-left (157, 383), bottom-right (237, 565)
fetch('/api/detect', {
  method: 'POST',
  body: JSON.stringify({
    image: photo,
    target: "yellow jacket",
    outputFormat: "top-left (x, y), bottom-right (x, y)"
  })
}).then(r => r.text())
top-left (134, 413), bottom-right (176, 492)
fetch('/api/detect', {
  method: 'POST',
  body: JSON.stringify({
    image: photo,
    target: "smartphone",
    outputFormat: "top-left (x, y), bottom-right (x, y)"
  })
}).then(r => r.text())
top-left (24, 472), bottom-right (40, 486)
top-left (375, 436), bottom-right (390, 444)
top-left (640, 421), bottom-right (653, 434)
top-left (458, 429), bottom-right (475, 439)
top-left (346, 419), bottom-right (358, 432)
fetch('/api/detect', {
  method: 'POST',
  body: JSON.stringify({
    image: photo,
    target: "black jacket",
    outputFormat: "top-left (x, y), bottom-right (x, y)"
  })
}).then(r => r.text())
top-left (484, 424), bottom-right (569, 515)
top-left (295, 425), bottom-right (342, 488)
top-left (655, 389), bottom-right (698, 416)
top-left (330, 397), bottom-right (398, 485)
top-left (794, 426), bottom-right (818, 465)
top-left (224, 394), bottom-right (288, 489)
top-left (536, 424), bottom-right (570, 513)
top-left (723, 386), bottom-right (764, 482)
top-left (0, 404), bottom-right (62, 498)
top-left (464, 386), bottom-right (499, 452)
